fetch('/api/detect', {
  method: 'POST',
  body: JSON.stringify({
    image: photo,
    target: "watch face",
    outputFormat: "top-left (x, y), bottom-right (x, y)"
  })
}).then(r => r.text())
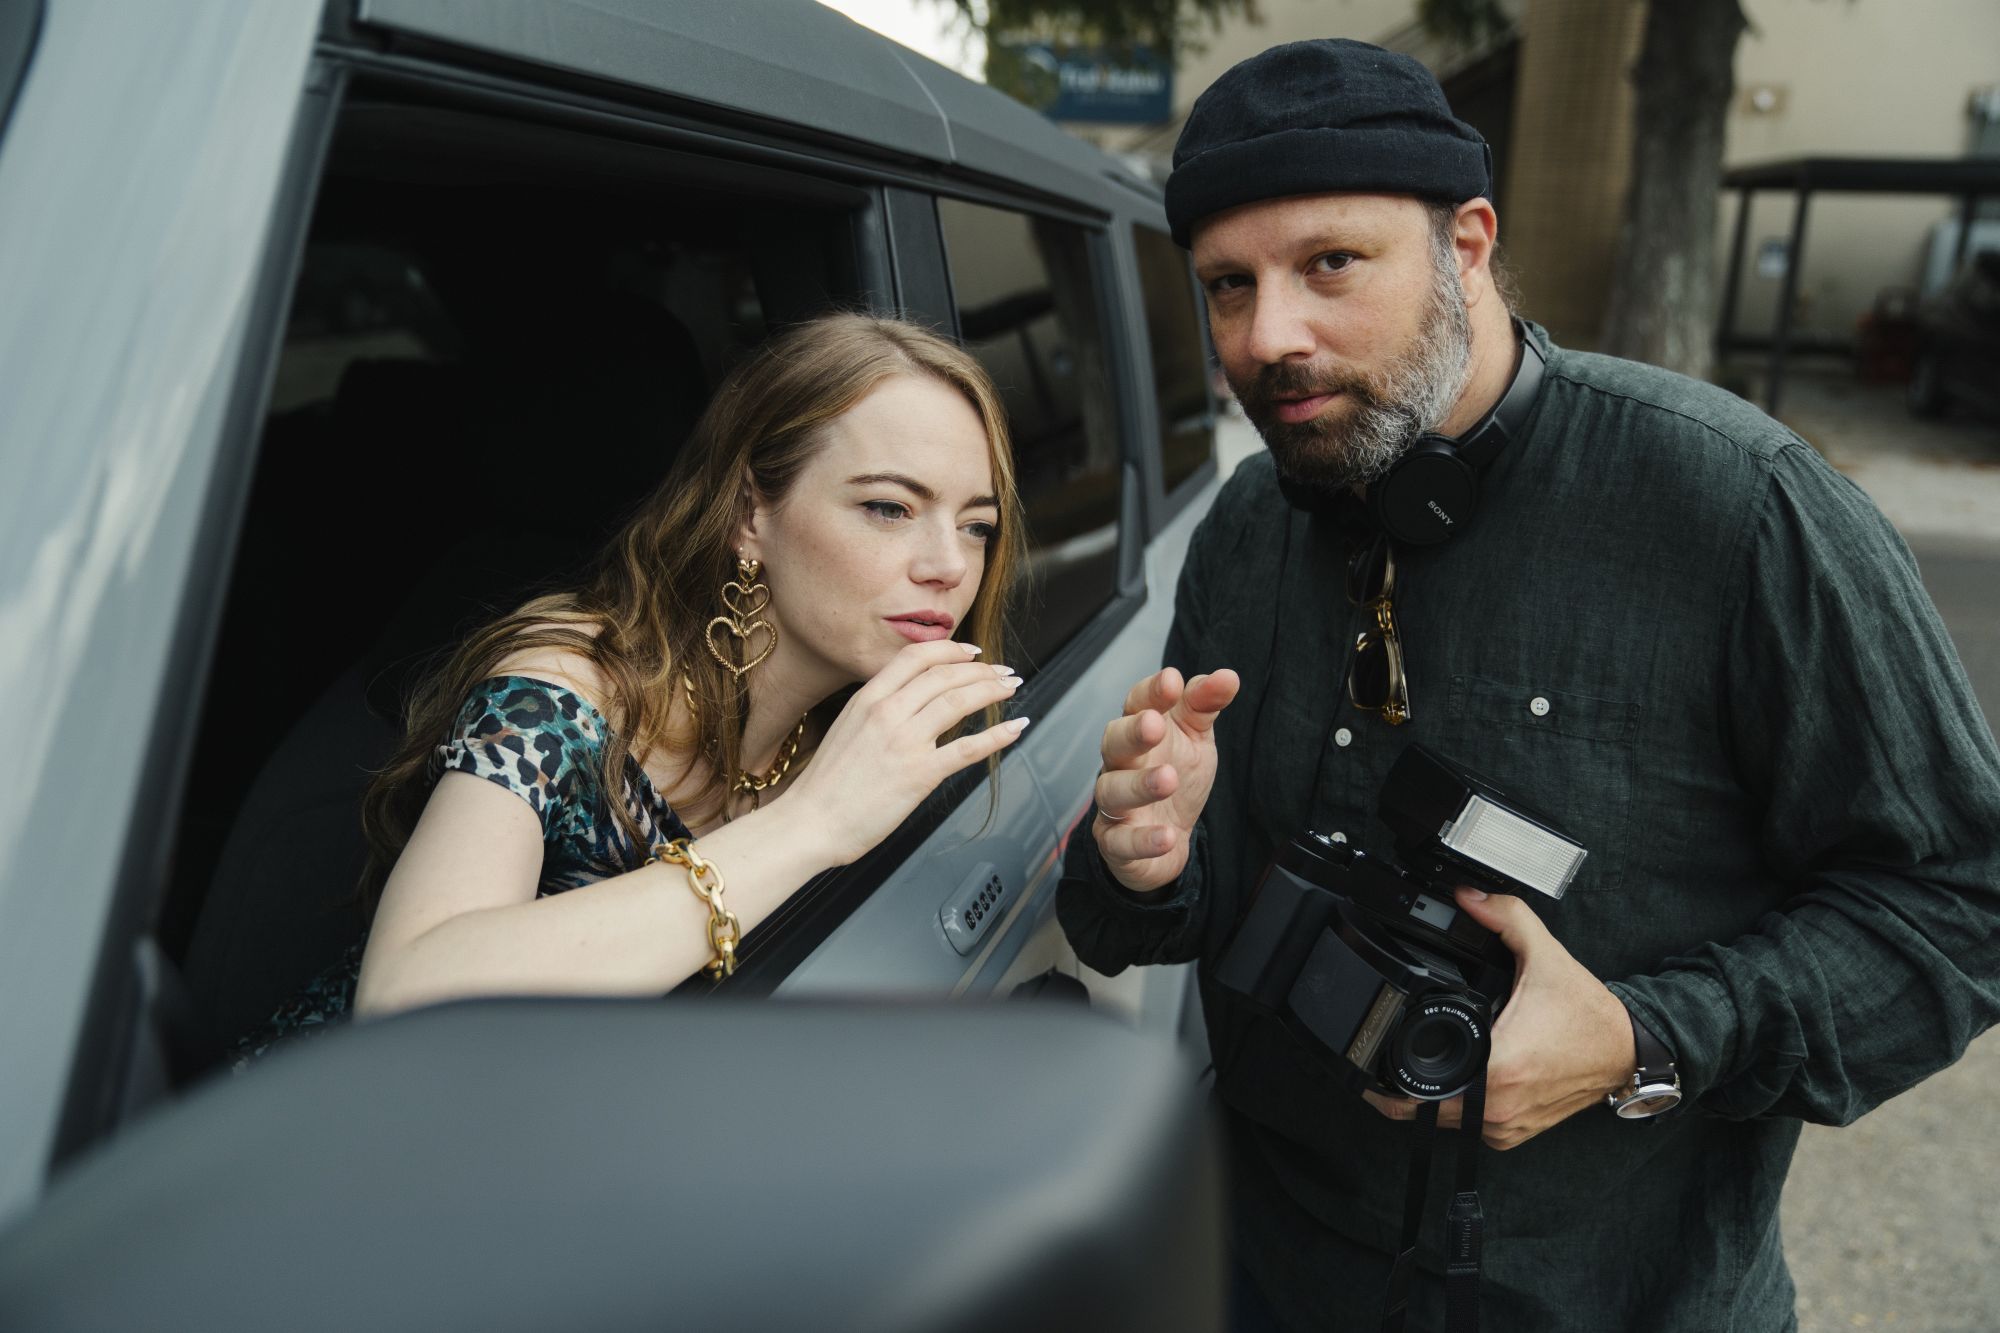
top-left (1613, 1084), bottom-right (1683, 1120)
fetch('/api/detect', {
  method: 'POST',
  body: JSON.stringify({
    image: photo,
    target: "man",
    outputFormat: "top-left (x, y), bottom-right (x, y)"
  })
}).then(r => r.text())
top-left (1057, 38), bottom-right (2000, 1333)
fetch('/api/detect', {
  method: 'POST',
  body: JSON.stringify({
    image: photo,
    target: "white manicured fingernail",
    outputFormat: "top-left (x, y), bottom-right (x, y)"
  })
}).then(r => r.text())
top-left (1009, 717), bottom-right (1031, 732)
top-left (962, 643), bottom-right (983, 655)
top-left (993, 663), bottom-right (1017, 676)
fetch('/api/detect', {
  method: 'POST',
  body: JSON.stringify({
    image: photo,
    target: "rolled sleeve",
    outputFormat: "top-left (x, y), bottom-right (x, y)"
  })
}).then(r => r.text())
top-left (1615, 445), bottom-right (2000, 1121)
top-left (1057, 816), bottom-right (1211, 975)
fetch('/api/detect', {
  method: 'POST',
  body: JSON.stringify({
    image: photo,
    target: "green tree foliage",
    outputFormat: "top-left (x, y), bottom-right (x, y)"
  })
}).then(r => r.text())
top-left (939, 0), bottom-right (1257, 98)
top-left (944, 0), bottom-right (1255, 51)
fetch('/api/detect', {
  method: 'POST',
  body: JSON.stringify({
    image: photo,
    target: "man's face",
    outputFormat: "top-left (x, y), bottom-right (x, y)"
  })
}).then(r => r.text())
top-left (1192, 193), bottom-right (1473, 500)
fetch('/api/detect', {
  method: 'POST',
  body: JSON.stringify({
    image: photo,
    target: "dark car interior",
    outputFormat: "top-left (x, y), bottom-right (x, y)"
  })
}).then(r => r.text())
top-left (159, 97), bottom-right (865, 1056)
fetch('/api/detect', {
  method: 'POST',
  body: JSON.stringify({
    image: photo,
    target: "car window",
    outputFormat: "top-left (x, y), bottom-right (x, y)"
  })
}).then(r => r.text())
top-left (1133, 225), bottom-right (1215, 498)
top-left (936, 198), bottom-right (1123, 676)
top-left (160, 98), bottom-right (863, 1053)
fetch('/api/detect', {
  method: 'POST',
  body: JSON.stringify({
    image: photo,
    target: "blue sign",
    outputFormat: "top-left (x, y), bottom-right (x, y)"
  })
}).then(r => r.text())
top-left (1001, 42), bottom-right (1173, 125)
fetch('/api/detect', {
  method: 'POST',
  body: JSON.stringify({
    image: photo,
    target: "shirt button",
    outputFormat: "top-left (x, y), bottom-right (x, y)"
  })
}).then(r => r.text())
top-left (1334, 727), bottom-right (1354, 748)
top-left (1329, 831), bottom-right (1348, 843)
top-left (1529, 696), bottom-right (1551, 717)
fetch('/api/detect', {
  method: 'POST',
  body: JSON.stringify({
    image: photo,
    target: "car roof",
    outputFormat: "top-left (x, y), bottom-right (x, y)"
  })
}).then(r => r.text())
top-left (352, 0), bottom-right (1154, 214)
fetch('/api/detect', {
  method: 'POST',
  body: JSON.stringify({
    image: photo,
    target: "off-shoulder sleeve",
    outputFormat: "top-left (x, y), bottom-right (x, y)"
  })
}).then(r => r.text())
top-left (432, 676), bottom-right (611, 841)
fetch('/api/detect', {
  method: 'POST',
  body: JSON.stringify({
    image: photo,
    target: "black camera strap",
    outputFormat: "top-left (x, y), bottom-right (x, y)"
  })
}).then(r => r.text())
top-left (1379, 1100), bottom-right (1436, 1331)
top-left (1379, 1069), bottom-right (1487, 1333)
top-left (1445, 1070), bottom-right (1487, 1333)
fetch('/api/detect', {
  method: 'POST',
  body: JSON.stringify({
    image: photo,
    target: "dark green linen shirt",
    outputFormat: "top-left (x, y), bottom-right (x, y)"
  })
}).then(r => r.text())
top-left (1058, 324), bottom-right (2000, 1333)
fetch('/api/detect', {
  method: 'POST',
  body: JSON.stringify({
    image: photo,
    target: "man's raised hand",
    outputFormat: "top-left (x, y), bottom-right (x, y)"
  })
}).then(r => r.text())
top-left (1091, 666), bottom-right (1239, 892)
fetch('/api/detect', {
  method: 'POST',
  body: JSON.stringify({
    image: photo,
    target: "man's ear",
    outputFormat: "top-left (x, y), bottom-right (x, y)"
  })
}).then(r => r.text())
top-left (1454, 198), bottom-right (1500, 306)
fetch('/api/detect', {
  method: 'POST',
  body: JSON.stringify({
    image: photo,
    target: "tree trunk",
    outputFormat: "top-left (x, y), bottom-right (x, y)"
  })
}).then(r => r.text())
top-left (1599, 0), bottom-right (1747, 380)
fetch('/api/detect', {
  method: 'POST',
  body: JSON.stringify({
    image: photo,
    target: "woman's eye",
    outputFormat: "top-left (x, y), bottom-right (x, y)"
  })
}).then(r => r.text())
top-left (964, 522), bottom-right (998, 544)
top-left (862, 500), bottom-right (911, 522)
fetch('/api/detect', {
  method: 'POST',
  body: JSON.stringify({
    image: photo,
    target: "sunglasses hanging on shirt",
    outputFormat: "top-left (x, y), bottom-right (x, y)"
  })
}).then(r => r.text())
top-left (1347, 535), bottom-right (1412, 725)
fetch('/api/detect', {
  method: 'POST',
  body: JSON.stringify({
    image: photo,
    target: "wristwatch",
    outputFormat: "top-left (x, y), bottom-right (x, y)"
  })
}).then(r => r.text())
top-left (1606, 1008), bottom-right (1682, 1119)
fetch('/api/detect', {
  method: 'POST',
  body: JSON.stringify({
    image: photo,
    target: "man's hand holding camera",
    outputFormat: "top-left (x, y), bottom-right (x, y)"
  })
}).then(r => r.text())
top-left (1361, 887), bottom-right (1635, 1149)
top-left (1092, 667), bottom-right (1240, 892)
top-left (1094, 669), bottom-right (1635, 1151)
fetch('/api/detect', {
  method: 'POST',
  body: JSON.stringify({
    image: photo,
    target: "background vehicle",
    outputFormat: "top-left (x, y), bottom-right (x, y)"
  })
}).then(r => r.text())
top-left (1907, 249), bottom-right (2000, 424)
top-left (0, 0), bottom-right (1225, 1308)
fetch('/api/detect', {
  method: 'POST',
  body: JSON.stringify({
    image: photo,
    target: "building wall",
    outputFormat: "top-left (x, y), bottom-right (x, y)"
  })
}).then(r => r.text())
top-left (1080, 0), bottom-right (1997, 351)
top-left (1083, 0), bottom-right (1427, 161)
top-left (1723, 0), bottom-right (2000, 342)
top-left (1173, 0), bottom-right (1417, 109)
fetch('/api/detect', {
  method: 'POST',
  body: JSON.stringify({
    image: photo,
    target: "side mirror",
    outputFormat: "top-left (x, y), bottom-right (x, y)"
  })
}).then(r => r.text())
top-left (0, 998), bottom-right (1222, 1332)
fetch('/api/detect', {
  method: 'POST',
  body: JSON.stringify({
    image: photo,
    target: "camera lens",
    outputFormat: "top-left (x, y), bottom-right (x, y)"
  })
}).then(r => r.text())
top-left (1388, 995), bottom-right (1490, 1099)
top-left (1407, 1022), bottom-right (1464, 1068)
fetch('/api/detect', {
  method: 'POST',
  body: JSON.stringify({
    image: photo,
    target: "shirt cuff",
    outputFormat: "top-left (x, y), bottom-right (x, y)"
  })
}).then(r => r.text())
top-left (1065, 809), bottom-right (1206, 915)
top-left (1606, 969), bottom-right (1739, 1108)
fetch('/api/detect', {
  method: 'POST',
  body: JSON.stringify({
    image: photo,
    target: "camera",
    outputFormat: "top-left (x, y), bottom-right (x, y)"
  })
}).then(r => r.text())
top-left (1215, 745), bottom-right (1587, 1101)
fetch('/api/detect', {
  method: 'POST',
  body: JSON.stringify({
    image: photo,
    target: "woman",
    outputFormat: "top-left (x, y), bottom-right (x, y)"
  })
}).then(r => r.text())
top-left (253, 312), bottom-right (1027, 1042)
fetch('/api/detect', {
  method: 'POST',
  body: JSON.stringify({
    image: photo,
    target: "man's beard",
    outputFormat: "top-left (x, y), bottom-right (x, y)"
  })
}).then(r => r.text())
top-left (1229, 240), bottom-right (1474, 501)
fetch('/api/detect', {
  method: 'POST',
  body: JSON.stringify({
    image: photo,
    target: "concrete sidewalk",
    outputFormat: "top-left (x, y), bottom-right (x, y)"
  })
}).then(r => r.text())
top-left (1771, 361), bottom-right (2000, 548)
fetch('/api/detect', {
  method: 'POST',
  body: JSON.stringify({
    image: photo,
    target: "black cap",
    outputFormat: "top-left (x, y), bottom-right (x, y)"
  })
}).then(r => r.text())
top-left (1165, 38), bottom-right (1491, 247)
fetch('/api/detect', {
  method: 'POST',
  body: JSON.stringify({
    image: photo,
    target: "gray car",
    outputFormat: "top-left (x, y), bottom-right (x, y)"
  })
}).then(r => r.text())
top-left (0, 1), bottom-right (1226, 1324)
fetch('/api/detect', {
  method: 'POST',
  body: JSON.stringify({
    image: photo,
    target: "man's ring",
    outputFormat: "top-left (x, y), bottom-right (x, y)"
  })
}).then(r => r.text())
top-left (1096, 807), bottom-right (1128, 824)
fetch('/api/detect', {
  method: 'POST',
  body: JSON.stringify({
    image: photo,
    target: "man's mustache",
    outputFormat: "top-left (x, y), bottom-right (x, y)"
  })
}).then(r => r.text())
top-left (1240, 360), bottom-right (1380, 410)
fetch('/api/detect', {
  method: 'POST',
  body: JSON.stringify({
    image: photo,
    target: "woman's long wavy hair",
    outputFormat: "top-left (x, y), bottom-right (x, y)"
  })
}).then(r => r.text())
top-left (357, 312), bottom-right (1026, 907)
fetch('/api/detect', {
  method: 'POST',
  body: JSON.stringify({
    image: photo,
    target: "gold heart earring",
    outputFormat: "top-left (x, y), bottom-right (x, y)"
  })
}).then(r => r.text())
top-left (706, 552), bottom-right (777, 679)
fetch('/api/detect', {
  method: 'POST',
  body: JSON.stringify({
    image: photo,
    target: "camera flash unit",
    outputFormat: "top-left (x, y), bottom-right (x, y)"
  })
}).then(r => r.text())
top-left (1379, 745), bottom-right (1588, 900)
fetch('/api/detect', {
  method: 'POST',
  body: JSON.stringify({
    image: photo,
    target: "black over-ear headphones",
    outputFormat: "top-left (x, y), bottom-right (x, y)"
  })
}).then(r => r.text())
top-left (1275, 321), bottom-right (1547, 546)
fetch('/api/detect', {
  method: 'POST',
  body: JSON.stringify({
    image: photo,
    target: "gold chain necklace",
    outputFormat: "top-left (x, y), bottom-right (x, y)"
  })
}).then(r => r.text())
top-left (681, 674), bottom-right (809, 809)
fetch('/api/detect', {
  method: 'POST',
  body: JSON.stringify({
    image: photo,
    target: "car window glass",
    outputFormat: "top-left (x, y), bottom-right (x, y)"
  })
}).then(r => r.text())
top-left (1134, 225), bottom-right (1214, 495)
top-left (937, 198), bottom-right (1122, 675)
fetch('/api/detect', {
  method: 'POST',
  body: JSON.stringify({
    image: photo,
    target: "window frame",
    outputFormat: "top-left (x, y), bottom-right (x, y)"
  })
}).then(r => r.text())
top-left (170, 57), bottom-right (927, 1012)
top-left (60, 32), bottom-right (1168, 1109)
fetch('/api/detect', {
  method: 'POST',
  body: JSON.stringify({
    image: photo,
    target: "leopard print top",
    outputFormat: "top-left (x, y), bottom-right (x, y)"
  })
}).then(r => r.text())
top-left (440, 675), bottom-right (695, 889)
top-left (238, 676), bottom-right (693, 1060)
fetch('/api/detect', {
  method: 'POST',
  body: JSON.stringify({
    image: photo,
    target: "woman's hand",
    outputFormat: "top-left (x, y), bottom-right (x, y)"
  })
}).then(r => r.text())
top-left (776, 639), bottom-right (1028, 866)
top-left (1090, 667), bottom-right (1240, 892)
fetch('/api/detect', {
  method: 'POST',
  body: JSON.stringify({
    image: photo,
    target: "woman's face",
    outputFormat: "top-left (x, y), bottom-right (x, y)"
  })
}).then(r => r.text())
top-left (743, 372), bottom-right (1000, 693)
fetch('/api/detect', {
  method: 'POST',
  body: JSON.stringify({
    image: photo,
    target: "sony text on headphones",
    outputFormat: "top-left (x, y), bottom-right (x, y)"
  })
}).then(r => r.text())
top-left (1275, 321), bottom-right (1548, 546)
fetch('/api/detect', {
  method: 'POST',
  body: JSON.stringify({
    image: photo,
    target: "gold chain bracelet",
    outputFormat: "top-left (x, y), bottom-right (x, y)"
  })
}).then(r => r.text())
top-left (649, 837), bottom-right (740, 980)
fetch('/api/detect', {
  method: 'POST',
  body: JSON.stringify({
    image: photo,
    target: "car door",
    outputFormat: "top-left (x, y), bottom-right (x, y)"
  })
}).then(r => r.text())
top-left (2, 0), bottom-right (1224, 1224)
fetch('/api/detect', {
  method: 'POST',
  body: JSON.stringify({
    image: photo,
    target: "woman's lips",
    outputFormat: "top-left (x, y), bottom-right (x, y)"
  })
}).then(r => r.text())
top-left (1273, 392), bottom-right (1338, 424)
top-left (887, 617), bottom-right (953, 643)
